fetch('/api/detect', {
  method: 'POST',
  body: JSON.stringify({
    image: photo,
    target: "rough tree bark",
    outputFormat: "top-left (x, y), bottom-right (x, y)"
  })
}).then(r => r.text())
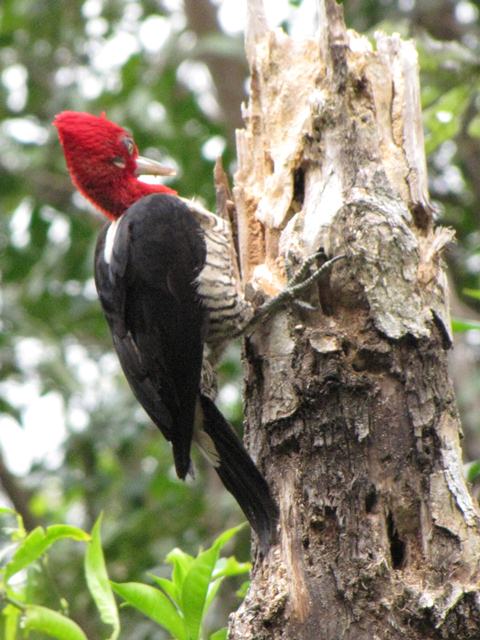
top-left (228, 1), bottom-right (480, 638)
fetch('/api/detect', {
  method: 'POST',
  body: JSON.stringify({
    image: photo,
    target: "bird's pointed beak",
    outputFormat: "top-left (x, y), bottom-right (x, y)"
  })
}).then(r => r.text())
top-left (135, 156), bottom-right (177, 177)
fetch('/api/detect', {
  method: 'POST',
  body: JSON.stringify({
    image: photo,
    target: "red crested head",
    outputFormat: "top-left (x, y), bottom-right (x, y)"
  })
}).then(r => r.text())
top-left (53, 111), bottom-right (176, 219)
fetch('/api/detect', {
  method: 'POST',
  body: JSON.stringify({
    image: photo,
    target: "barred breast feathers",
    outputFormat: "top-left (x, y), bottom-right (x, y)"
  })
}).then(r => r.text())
top-left (182, 199), bottom-right (253, 357)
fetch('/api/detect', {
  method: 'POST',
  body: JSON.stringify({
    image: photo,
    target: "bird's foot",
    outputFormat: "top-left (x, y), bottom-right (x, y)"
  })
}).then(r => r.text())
top-left (244, 252), bottom-right (345, 335)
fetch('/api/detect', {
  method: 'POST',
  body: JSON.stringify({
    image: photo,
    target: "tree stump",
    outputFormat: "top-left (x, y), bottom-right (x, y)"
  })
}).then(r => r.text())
top-left (229, 1), bottom-right (480, 638)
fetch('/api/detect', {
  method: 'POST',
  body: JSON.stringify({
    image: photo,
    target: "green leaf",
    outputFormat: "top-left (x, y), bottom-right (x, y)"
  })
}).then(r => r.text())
top-left (166, 547), bottom-right (194, 591)
top-left (5, 525), bottom-right (90, 581)
top-left (46, 524), bottom-right (90, 543)
top-left (177, 524), bottom-right (247, 638)
top-left (84, 515), bottom-right (120, 640)
top-left (149, 574), bottom-right (180, 605)
top-left (181, 545), bottom-right (220, 640)
top-left (463, 288), bottom-right (480, 301)
top-left (23, 605), bottom-right (87, 640)
top-left (212, 556), bottom-right (251, 580)
top-left (211, 523), bottom-right (246, 552)
top-left (210, 628), bottom-right (228, 640)
top-left (451, 318), bottom-right (480, 333)
top-left (0, 398), bottom-right (21, 423)
top-left (111, 581), bottom-right (186, 640)
top-left (204, 577), bottom-right (225, 616)
top-left (467, 114), bottom-right (480, 139)
top-left (423, 86), bottom-right (470, 153)
top-left (236, 581), bottom-right (250, 599)
top-left (9, 512), bottom-right (26, 542)
top-left (467, 460), bottom-right (480, 483)
top-left (205, 555), bottom-right (251, 615)
top-left (2, 604), bottom-right (20, 640)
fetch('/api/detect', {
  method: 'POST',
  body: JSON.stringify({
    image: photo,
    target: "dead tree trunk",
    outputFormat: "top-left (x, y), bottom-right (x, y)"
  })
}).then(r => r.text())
top-left (229, 1), bottom-right (480, 638)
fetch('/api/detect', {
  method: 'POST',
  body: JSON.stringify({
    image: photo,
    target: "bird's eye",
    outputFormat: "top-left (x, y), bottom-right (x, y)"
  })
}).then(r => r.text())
top-left (112, 157), bottom-right (126, 169)
top-left (123, 137), bottom-right (135, 155)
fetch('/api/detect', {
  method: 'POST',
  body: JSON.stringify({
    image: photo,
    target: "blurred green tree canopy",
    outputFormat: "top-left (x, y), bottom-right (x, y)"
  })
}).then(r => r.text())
top-left (1, 0), bottom-right (480, 637)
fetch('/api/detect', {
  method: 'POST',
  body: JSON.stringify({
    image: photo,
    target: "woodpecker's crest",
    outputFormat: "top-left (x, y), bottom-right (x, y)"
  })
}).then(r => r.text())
top-left (53, 111), bottom-right (175, 219)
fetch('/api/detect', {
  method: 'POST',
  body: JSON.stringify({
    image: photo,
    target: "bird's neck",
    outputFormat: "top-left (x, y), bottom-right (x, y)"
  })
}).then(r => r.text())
top-left (99, 177), bottom-right (176, 220)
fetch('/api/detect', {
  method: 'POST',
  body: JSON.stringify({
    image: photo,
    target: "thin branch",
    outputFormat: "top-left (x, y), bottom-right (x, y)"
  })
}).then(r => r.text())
top-left (0, 451), bottom-right (40, 532)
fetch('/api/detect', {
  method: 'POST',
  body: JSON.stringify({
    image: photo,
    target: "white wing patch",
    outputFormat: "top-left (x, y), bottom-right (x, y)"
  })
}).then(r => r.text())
top-left (104, 218), bottom-right (120, 264)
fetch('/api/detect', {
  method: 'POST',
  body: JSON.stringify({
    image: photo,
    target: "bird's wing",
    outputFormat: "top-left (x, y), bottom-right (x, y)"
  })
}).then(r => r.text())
top-left (94, 194), bottom-right (208, 478)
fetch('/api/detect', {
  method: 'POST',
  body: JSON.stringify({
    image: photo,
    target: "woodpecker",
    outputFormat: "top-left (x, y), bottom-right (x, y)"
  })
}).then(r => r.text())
top-left (53, 111), bottom-right (278, 549)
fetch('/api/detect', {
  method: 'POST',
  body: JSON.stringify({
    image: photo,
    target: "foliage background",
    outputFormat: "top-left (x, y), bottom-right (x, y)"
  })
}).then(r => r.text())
top-left (1, 0), bottom-right (480, 637)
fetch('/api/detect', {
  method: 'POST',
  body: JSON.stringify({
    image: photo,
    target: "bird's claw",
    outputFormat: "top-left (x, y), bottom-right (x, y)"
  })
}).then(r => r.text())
top-left (286, 249), bottom-right (327, 287)
top-left (291, 300), bottom-right (319, 312)
top-left (244, 252), bottom-right (345, 335)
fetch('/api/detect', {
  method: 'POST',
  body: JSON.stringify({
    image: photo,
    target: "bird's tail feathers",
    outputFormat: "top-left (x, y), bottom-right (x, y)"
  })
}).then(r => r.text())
top-left (198, 395), bottom-right (278, 551)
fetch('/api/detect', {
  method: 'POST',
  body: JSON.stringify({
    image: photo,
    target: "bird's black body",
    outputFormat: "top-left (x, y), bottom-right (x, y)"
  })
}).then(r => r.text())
top-left (94, 194), bottom-right (278, 548)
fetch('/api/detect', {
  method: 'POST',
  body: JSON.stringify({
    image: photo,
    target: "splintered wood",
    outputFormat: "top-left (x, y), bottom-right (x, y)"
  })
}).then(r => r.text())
top-left (233, 0), bottom-right (452, 341)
